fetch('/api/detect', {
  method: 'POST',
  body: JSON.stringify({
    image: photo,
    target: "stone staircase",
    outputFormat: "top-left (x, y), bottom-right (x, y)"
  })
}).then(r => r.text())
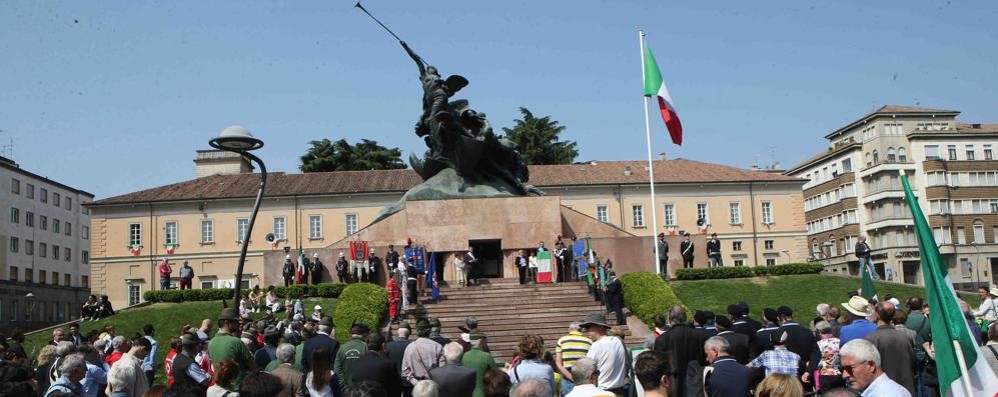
top-left (392, 279), bottom-right (643, 364)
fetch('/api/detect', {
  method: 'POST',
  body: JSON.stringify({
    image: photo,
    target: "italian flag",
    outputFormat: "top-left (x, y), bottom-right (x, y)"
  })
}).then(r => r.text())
top-left (296, 249), bottom-right (305, 284)
top-left (643, 43), bottom-right (683, 146)
top-left (901, 171), bottom-right (998, 396)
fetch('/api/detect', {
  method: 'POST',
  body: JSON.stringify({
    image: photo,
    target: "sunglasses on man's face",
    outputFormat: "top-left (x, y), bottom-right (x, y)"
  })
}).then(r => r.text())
top-left (840, 361), bottom-right (870, 374)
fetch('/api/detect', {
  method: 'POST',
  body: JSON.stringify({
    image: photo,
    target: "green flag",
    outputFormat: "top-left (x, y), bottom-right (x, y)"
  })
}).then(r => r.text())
top-left (859, 262), bottom-right (877, 301)
top-left (900, 171), bottom-right (998, 396)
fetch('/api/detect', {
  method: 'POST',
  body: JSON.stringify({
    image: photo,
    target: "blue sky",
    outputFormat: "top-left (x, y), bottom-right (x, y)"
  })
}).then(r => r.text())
top-left (2, 1), bottom-right (996, 199)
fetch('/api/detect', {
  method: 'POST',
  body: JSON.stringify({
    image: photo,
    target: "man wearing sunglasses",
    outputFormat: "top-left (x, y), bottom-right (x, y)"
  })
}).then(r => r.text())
top-left (839, 339), bottom-right (911, 396)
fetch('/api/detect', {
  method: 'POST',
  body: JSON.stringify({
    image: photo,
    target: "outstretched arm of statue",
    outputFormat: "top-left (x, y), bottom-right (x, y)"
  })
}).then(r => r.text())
top-left (400, 41), bottom-right (426, 76)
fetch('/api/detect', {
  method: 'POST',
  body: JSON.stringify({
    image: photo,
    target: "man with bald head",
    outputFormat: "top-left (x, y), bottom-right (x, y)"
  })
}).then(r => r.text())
top-left (864, 301), bottom-right (916, 395)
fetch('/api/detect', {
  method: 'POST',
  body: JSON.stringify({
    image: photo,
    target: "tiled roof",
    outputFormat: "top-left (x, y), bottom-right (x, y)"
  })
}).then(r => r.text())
top-left (824, 104), bottom-right (961, 139)
top-left (955, 122), bottom-right (998, 133)
top-left (89, 159), bottom-right (803, 206)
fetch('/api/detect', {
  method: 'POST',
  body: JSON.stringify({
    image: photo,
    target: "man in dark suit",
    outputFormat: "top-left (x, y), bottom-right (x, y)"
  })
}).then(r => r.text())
top-left (865, 302), bottom-right (916, 395)
top-left (385, 321), bottom-right (413, 396)
top-left (680, 233), bottom-right (695, 268)
top-left (429, 342), bottom-right (476, 397)
top-left (604, 271), bottom-right (625, 325)
top-left (302, 316), bottom-right (339, 372)
top-left (714, 316), bottom-right (750, 365)
top-left (654, 306), bottom-right (705, 397)
top-left (692, 311), bottom-right (718, 338)
top-left (704, 336), bottom-right (760, 397)
top-left (353, 332), bottom-right (403, 397)
top-left (776, 306), bottom-right (816, 376)
top-left (752, 308), bottom-right (780, 359)
top-left (515, 250), bottom-right (528, 285)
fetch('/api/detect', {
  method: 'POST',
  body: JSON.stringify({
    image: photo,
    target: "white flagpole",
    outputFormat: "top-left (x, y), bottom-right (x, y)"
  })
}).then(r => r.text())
top-left (640, 30), bottom-right (662, 276)
top-left (951, 339), bottom-right (974, 396)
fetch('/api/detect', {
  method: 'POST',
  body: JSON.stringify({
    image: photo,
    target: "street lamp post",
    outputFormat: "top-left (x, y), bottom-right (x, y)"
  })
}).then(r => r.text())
top-left (209, 125), bottom-right (266, 310)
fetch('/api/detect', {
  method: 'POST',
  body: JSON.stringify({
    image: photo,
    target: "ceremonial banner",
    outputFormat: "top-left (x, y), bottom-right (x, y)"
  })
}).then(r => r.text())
top-left (350, 241), bottom-right (369, 261)
top-left (573, 239), bottom-right (588, 278)
top-left (428, 254), bottom-right (440, 302)
top-left (405, 245), bottom-right (426, 272)
top-left (536, 251), bottom-right (552, 283)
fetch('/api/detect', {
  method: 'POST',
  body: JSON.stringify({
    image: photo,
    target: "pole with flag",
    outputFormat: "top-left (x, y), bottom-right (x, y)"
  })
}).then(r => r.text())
top-left (900, 170), bottom-right (998, 396)
top-left (641, 31), bottom-right (683, 276)
top-left (296, 249), bottom-right (305, 284)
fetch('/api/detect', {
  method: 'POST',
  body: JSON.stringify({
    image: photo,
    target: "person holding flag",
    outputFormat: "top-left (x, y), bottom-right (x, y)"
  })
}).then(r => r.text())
top-left (900, 170), bottom-right (998, 396)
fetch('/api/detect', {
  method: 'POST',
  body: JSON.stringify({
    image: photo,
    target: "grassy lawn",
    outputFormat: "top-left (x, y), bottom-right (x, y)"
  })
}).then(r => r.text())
top-left (26, 297), bottom-right (337, 385)
top-left (670, 274), bottom-right (983, 322)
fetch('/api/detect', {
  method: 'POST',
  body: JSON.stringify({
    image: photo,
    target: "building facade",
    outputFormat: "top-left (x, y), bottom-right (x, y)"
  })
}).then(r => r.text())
top-left (1, 156), bottom-right (94, 334)
top-left (788, 105), bottom-right (998, 289)
top-left (87, 151), bottom-right (807, 309)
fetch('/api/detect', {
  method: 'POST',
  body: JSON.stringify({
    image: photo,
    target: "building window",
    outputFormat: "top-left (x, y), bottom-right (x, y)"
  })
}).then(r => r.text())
top-left (733, 259), bottom-right (744, 267)
top-left (631, 205), bottom-right (645, 227)
top-left (10, 207), bottom-right (18, 223)
top-left (898, 147), bottom-right (907, 162)
top-left (596, 206), bottom-right (609, 223)
top-left (82, 225), bottom-right (89, 239)
top-left (696, 203), bottom-right (710, 225)
top-left (972, 222), bottom-right (984, 243)
top-left (764, 240), bottom-right (774, 250)
top-left (40, 271), bottom-right (47, 284)
top-left (761, 201), bottom-right (773, 224)
top-left (200, 280), bottom-right (214, 289)
top-left (948, 145), bottom-right (958, 160)
top-left (129, 223), bottom-right (141, 246)
top-left (887, 147), bottom-right (896, 162)
top-left (81, 275), bottom-right (89, 288)
top-left (164, 221), bottom-right (178, 245)
top-left (236, 218), bottom-right (249, 242)
top-left (53, 219), bottom-right (60, 234)
top-left (732, 241), bottom-right (742, 251)
top-left (80, 202), bottom-right (88, 215)
top-left (966, 145), bottom-right (975, 160)
top-left (26, 183), bottom-right (34, 198)
top-left (729, 202), bottom-right (741, 224)
top-left (25, 240), bottom-right (33, 256)
top-left (924, 145), bottom-right (939, 159)
top-left (956, 227), bottom-right (967, 244)
top-left (9, 237), bottom-right (18, 253)
top-left (25, 211), bottom-right (33, 227)
top-left (52, 192), bottom-right (60, 207)
top-left (865, 152), bottom-right (872, 167)
top-left (64, 274), bottom-right (71, 286)
top-left (10, 178), bottom-right (19, 194)
top-left (39, 242), bottom-right (47, 258)
top-left (64, 247), bottom-right (71, 262)
top-left (994, 226), bottom-right (998, 244)
top-left (766, 257), bottom-right (777, 266)
top-left (65, 222), bottom-right (71, 236)
top-left (663, 204), bottom-right (676, 226)
top-left (309, 215), bottom-right (323, 239)
top-left (345, 214), bottom-right (358, 235)
top-left (841, 158), bottom-right (852, 172)
top-left (872, 150), bottom-right (879, 164)
top-left (8, 266), bottom-right (17, 281)
top-left (40, 188), bottom-right (47, 203)
top-left (273, 217), bottom-right (286, 241)
top-left (64, 197), bottom-right (71, 210)
top-left (128, 284), bottom-right (141, 306)
top-left (985, 144), bottom-right (993, 160)
top-left (53, 245), bottom-right (60, 260)
top-left (82, 250), bottom-right (89, 264)
top-left (40, 215), bottom-right (47, 231)
top-left (200, 220), bottom-right (213, 244)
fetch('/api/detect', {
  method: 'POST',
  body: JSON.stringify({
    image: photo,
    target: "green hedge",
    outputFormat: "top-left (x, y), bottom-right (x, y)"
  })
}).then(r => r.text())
top-left (619, 272), bottom-right (685, 326)
top-left (143, 282), bottom-right (346, 303)
top-left (674, 263), bottom-right (824, 280)
top-left (333, 283), bottom-right (387, 343)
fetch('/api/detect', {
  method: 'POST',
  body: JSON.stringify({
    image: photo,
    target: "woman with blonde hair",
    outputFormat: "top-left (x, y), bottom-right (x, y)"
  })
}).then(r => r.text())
top-left (755, 373), bottom-right (803, 397)
top-left (509, 334), bottom-right (554, 391)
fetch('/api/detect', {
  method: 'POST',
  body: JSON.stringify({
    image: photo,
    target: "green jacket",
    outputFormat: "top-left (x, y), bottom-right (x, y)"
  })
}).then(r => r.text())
top-left (462, 347), bottom-right (498, 397)
top-left (334, 337), bottom-right (368, 393)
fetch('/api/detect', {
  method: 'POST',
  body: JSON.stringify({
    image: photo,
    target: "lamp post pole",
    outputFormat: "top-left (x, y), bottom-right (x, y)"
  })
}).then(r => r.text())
top-left (209, 126), bottom-right (266, 310)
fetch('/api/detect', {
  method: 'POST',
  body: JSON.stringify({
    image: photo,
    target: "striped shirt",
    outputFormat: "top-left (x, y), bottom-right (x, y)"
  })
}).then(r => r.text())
top-left (556, 331), bottom-right (592, 369)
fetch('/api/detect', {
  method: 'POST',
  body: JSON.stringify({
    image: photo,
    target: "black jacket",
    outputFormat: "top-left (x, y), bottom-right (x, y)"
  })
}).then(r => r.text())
top-left (655, 324), bottom-right (706, 397)
top-left (680, 240), bottom-right (695, 259)
top-left (430, 363), bottom-right (477, 397)
top-left (302, 333), bottom-right (339, 372)
top-left (707, 357), bottom-right (759, 397)
top-left (779, 322), bottom-right (816, 375)
top-left (605, 278), bottom-right (624, 311)
top-left (716, 331), bottom-right (750, 365)
top-left (706, 239), bottom-right (721, 256)
top-left (353, 351), bottom-right (403, 397)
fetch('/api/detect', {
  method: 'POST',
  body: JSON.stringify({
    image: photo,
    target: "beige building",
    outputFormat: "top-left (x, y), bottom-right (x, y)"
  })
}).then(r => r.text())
top-left (1, 156), bottom-right (94, 334)
top-left (87, 151), bottom-right (807, 309)
top-left (788, 105), bottom-right (998, 289)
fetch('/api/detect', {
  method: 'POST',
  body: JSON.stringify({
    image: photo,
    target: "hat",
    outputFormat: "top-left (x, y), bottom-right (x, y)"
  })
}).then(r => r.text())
top-left (314, 253), bottom-right (319, 258)
top-left (264, 326), bottom-right (280, 339)
top-left (841, 296), bottom-right (872, 317)
top-left (240, 330), bottom-right (255, 340)
top-left (314, 305), bottom-right (323, 311)
top-left (658, 233), bottom-right (665, 238)
top-left (429, 317), bottom-right (441, 328)
top-left (469, 330), bottom-right (487, 341)
top-left (416, 319), bottom-right (431, 331)
top-left (726, 304), bottom-right (743, 316)
top-left (351, 322), bottom-right (371, 335)
top-left (714, 315), bottom-right (733, 329)
top-left (319, 316), bottom-right (334, 327)
top-left (286, 254), bottom-right (291, 259)
top-left (737, 301), bottom-right (750, 313)
top-left (398, 320), bottom-right (411, 330)
top-left (770, 330), bottom-right (789, 345)
top-left (219, 307), bottom-right (240, 321)
top-left (702, 311), bottom-right (715, 323)
top-left (181, 332), bottom-right (201, 346)
top-left (693, 310), bottom-right (709, 325)
top-left (990, 287), bottom-right (998, 296)
top-left (579, 312), bottom-right (611, 329)
top-left (887, 297), bottom-right (901, 307)
top-left (339, 252), bottom-right (345, 257)
top-left (777, 306), bottom-right (793, 317)
top-left (763, 308), bottom-right (779, 323)
top-left (370, 248), bottom-right (376, 253)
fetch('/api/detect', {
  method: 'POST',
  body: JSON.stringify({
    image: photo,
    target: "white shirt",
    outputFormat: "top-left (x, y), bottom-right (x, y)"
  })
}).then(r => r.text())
top-left (862, 373), bottom-right (911, 397)
top-left (566, 384), bottom-right (616, 397)
top-left (207, 385), bottom-right (239, 397)
top-left (972, 298), bottom-right (998, 320)
top-left (585, 335), bottom-right (627, 390)
top-left (305, 371), bottom-right (334, 397)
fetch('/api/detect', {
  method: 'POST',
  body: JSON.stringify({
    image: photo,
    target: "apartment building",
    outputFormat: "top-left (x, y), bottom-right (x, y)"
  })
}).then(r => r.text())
top-left (788, 105), bottom-right (998, 289)
top-left (1, 156), bottom-right (94, 333)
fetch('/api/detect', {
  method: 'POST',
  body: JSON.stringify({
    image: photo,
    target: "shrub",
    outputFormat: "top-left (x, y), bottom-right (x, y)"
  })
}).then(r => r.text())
top-left (674, 263), bottom-right (824, 280)
top-left (618, 272), bottom-right (685, 326)
top-left (333, 283), bottom-right (387, 343)
top-left (143, 282), bottom-right (346, 303)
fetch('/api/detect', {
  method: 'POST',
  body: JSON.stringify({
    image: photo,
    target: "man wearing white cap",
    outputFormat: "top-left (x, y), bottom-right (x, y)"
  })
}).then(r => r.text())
top-left (310, 252), bottom-right (324, 285)
top-left (311, 305), bottom-right (324, 323)
top-left (336, 252), bottom-right (349, 283)
top-left (368, 248), bottom-right (382, 283)
top-left (281, 255), bottom-right (295, 287)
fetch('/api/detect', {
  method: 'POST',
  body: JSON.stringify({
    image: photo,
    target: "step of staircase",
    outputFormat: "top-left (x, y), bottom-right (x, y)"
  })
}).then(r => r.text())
top-left (392, 279), bottom-right (642, 364)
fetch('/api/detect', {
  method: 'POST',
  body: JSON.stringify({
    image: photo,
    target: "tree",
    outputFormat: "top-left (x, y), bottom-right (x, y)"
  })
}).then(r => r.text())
top-left (501, 107), bottom-right (578, 165)
top-left (299, 138), bottom-right (406, 172)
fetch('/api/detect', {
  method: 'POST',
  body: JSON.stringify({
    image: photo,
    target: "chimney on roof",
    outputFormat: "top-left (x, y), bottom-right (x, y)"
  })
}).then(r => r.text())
top-left (194, 150), bottom-right (254, 178)
top-left (624, 166), bottom-right (632, 176)
top-left (659, 152), bottom-right (666, 161)
top-left (972, 123), bottom-right (982, 129)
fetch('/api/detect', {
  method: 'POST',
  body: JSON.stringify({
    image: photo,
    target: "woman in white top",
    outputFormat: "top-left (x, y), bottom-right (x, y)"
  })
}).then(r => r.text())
top-left (528, 252), bottom-right (539, 283)
top-left (264, 286), bottom-right (282, 313)
top-left (453, 253), bottom-right (466, 287)
top-left (305, 347), bottom-right (334, 397)
top-left (973, 286), bottom-right (998, 320)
